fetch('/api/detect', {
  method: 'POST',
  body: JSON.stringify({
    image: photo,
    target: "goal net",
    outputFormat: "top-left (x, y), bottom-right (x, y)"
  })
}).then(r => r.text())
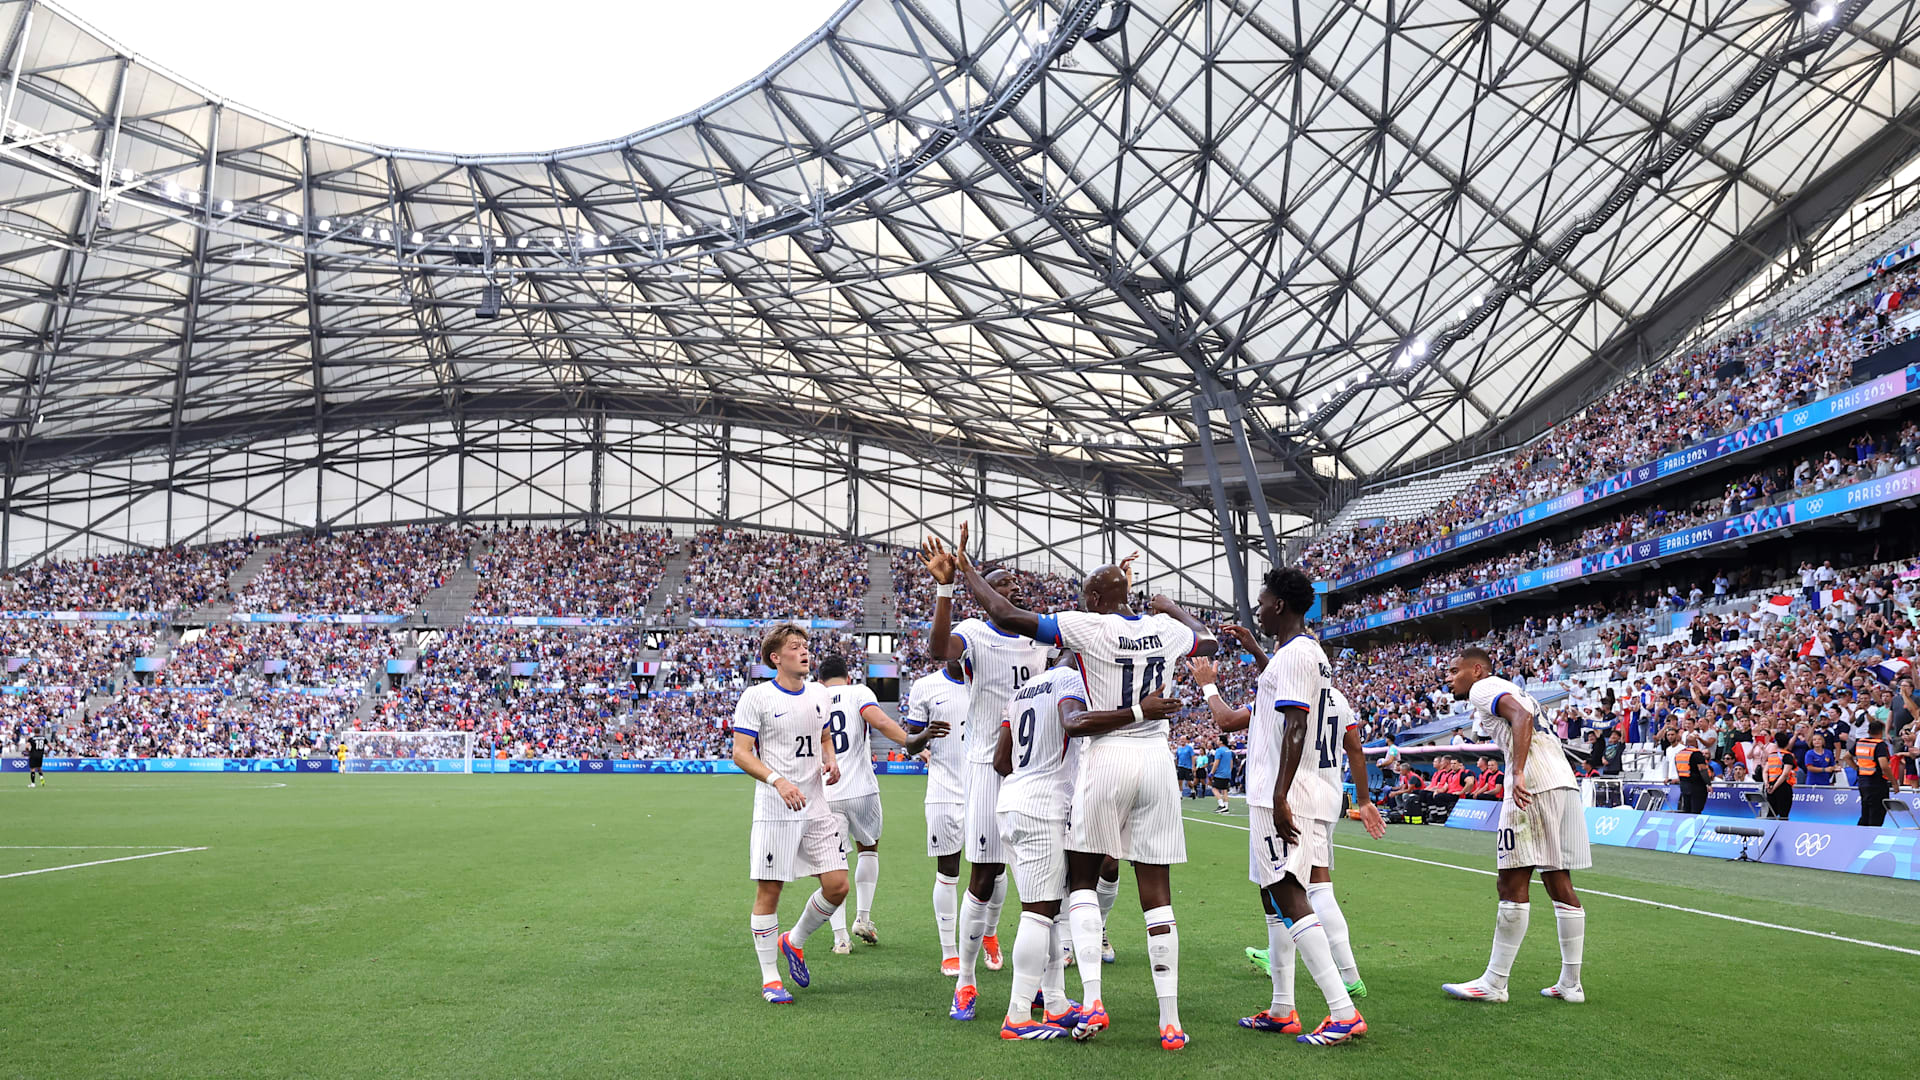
top-left (339, 730), bottom-right (476, 773)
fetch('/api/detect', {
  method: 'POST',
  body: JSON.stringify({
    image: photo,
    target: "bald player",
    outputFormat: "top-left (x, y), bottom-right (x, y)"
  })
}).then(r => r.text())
top-left (953, 542), bottom-right (1216, 1052)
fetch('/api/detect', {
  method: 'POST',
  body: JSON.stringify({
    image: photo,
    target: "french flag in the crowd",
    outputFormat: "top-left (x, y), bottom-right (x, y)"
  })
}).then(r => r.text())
top-left (1873, 658), bottom-right (1911, 683)
top-left (1761, 594), bottom-right (1795, 616)
top-left (1799, 636), bottom-right (1827, 659)
top-left (1876, 290), bottom-right (1904, 313)
top-left (1811, 588), bottom-right (1848, 611)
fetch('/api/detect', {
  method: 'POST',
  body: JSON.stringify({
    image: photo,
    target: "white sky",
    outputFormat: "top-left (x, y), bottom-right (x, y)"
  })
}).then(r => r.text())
top-left (60, 0), bottom-right (847, 154)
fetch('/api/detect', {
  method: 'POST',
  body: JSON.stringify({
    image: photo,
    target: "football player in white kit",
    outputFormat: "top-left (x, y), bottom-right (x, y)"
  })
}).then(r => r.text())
top-left (1442, 646), bottom-right (1591, 1005)
top-left (920, 528), bottom-right (1050, 1022)
top-left (988, 653), bottom-right (1176, 1041)
top-left (1189, 567), bottom-right (1369, 1045)
top-left (730, 624), bottom-right (845, 1005)
top-left (816, 652), bottom-right (948, 954)
top-left (950, 544), bottom-right (1214, 1052)
top-left (904, 660), bottom-right (964, 974)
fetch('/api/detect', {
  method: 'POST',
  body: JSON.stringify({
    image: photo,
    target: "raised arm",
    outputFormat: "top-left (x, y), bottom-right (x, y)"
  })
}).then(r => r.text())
top-left (921, 530), bottom-right (970, 660)
top-left (1188, 656), bottom-right (1251, 733)
top-left (1149, 594), bottom-right (1219, 657)
top-left (954, 545), bottom-right (1042, 640)
top-left (1220, 624), bottom-right (1269, 669)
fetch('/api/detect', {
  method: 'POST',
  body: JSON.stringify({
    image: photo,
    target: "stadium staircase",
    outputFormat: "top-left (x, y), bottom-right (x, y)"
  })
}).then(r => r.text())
top-left (417, 537), bottom-right (487, 628)
top-left (642, 546), bottom-right (691, 627)
top-left (187, 543), bottom-right (278, 623)
top-left (863, 551), bottom-right (894, 630)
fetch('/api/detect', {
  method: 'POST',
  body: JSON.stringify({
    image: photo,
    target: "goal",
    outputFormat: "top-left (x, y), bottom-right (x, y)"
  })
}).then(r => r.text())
top-left (339, 730), bottom-right (476, 773)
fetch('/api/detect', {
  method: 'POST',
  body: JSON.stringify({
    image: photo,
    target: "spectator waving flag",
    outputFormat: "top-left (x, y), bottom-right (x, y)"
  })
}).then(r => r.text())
top-left (1811, 588), bottom-right (1848, 611)
top-left (1874, 289), bottom-right (1904, 313)
top-left (1871, 658), bottom-right (1911, 684)
top-left (1761, 594), bottom-right (1794, 617)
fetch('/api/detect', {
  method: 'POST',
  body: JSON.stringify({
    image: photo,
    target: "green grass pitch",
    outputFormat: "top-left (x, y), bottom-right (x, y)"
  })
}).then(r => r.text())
top-left (3, 774), bottom-right (1916, 1079)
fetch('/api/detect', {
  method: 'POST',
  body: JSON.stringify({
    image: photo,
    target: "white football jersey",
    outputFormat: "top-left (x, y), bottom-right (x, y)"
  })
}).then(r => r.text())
top-left (954, 617), bottom-right (1052, 764)
top-left (1039, 610), bottom-right (1199, 740)
top-left (732, 680), bottom-right (831, 822)
top-left (1300, 687), bottom-right (1359, 822)
top-left (1468, 676), bottom-right (1576, 794)
top-left (822, 682), bottom-right (881, 802)
top-left (996, 665), bottom-right (1088, 821)
top-left (1249, 632), bottom-right (1335, 812)
top-left (906, 669), bottom-right (969, 804)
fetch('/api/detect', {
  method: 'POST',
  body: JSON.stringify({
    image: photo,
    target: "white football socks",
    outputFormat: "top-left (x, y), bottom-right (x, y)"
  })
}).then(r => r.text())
top-left (1306, 881), bottom-right (1360, 983)
top-left (1006, 911), bottom-right (1052, 1024)
top-left (1485, 900), bottom-right (1530, 990)
top-left (1043, 913), bottom-right (1070, 1016)
top-left (751, 912), bottom-right (781, 984)
top-left (790, 890), bottom-right (839, 949)
top-left (1553, 901), bottom-right (1585, 988)
top-left (984, 871), bottom-right (1008, 938)
top-left (854, 851), bottom-right (879, 922)
top-left (1067, 889), bottom-right (1104, 1003)
top-left (1265, 913), bottom-right (1295, 1015)
top-left (957, 889), bottom-right (989, 987)
top-left (934, 872), bottom-right (959, 960)
top-left (1290, 914), bottom-right (1356, 1021)
top-left (1095, 874), bottom-right (1119, 925)
top-left (829, 901), bottom-right (849, 941)
top-left (1144, 905), bottom-right (1180, 1031)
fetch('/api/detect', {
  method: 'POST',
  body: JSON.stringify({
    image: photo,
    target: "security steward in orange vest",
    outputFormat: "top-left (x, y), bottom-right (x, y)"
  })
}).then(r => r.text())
top-left (1855, 719), bottom-right (1893, 828)
top-left (1763, 730), bottom-right (1797, 820)
top-left (1675, 739), bottom-right (1711, 815)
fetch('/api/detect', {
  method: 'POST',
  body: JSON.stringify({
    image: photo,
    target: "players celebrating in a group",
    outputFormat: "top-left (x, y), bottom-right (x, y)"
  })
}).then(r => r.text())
top-left (731, 624), bottom-right (847, 1005)
top-left (1442, 646), bottom-right (1590, 1005)
top-left (940, 531), bottom-right (1216, 1051)
top-left (1191, 568), bottom-right (1375, 1046)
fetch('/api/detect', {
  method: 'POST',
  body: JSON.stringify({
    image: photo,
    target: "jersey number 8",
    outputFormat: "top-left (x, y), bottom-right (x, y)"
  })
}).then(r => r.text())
top-left (827, 710), bottom-right (849, 755)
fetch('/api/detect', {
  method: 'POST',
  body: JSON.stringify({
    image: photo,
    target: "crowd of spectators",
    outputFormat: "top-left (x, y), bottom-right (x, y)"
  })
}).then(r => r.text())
top-left (159, 623), bottom-right (398, 690)
top-left (418, 626), bottom-right (647, 688)
top-left (0, 689), bottom-right (80, 748)
top-left (1334, 421), bottom-right (1920, 618)
top-left (1299, 262), bottom-right (1920, 582)
top-left (237, 526), bottom-right (468, 613)
top-left (1, 621), bottom-right (158, 691)
top-left (470, 526), bottom-right (674, 617)
top-left (658, 529), bottom-right (869, 622)
top-left (656, 629), bottom-right (867, 692)
top-left (0, 538), bottom-right (256, 613)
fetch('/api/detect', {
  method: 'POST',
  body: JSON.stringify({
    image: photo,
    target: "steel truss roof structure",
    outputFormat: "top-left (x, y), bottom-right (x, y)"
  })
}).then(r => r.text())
top-left (4, 0), bottom-right (1920, 608)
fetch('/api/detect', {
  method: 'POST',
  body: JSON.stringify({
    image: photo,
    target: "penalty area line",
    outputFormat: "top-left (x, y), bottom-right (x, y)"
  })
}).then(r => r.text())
top-left (1181, 813), bottom-right (1920, 957)
top-left (0, 846), bottom-right (208, 880)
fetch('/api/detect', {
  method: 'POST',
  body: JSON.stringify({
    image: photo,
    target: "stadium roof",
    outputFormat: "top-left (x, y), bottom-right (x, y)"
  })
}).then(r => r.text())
top-left (3, 0), bottom-right (1920, 506)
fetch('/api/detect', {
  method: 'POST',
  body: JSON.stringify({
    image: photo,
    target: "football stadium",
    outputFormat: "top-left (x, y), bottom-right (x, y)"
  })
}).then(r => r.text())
top-left (4, 0), bottom-right (1920, 1076)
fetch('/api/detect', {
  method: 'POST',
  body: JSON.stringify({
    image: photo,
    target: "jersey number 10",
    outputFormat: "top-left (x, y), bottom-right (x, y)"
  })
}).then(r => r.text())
top-left (1116, 657), bottom-right (1167, 709)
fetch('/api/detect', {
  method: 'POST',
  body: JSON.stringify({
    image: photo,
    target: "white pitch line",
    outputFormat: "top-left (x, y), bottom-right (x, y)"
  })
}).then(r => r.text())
top-left (0, 846), bottom-right (207, 880)
top-left (1181, 813), bottom-right (1920, 957)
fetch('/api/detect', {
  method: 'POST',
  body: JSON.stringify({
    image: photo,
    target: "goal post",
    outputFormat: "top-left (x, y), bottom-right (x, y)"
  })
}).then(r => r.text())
top-left (339, 730), bottom-right (476, 773)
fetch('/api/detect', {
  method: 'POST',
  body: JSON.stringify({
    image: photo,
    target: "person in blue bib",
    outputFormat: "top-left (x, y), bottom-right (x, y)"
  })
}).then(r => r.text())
top-left (1209, 740), bottom-right (1236, 814)
top-left (1175, 740), bottom-right (1198, 799)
